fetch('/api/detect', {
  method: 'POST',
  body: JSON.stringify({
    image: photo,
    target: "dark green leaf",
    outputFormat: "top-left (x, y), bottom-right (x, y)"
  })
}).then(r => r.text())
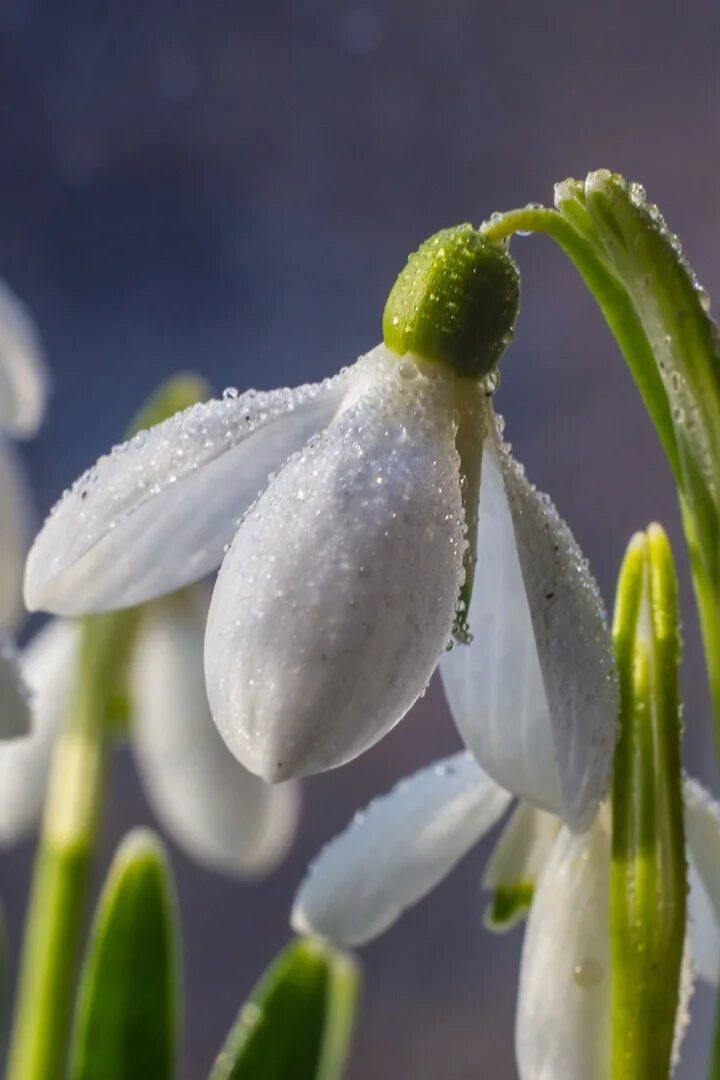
top-left (68, 829), bottom-right (181, 1080)
top-left (210, 937), bottom-right (359, 1080)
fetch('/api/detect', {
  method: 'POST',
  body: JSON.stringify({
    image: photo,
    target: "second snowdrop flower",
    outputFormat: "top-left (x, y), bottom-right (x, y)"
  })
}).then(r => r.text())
top-left (0, 281), bottom-right (48, 736)
top-left (0, 590), bottom-right (298, 877)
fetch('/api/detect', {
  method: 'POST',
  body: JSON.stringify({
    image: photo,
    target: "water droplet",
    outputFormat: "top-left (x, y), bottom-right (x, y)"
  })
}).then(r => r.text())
top-left (572, 957), bottom-right (604, 988)
top-left (696, 285), bottom-right (712, 313)
top-left (629, 182), bottom-right (646, 205)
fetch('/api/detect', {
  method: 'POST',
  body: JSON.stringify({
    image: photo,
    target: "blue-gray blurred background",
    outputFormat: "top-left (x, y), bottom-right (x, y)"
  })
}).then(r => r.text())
top-left (2, 1), bottom-right (719, 1076)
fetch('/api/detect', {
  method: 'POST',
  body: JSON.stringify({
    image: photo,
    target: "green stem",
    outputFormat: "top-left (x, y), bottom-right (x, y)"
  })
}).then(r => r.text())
top-left (7, 613), bottom-right (139, 1080)
top-left (711, 985), bottom-right (720, 1080)
top-left (483, 208), bottom-right (682, 481)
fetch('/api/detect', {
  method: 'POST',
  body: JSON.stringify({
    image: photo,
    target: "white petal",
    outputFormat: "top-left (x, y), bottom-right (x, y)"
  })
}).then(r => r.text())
top-left (0, 281), bottom-right (47, 438)
top-left (292, 752), bottom-right (511, 946)
top-left (0, 438), bottom-right (33, 627)
top-left (0, 632), bottom-right (32, 739)
top-left (0, 620), bottom-right (77, 842)
top-left (516, 812), bottom-right (611, 1080)
top-left (684, 778), bottom-right (720, 985)
top-left (131, 594), bottom-right (299, 877)
top-left (205, 345), bottom-right (466, 781)
top-left (24, 372), bottom-right (351, 615)
top-left (441, 434), bottom-right (563, 816)
top-left (482, 802), bottom-right (560, 930)
top-left (442, 417), bottom-right (617, 831)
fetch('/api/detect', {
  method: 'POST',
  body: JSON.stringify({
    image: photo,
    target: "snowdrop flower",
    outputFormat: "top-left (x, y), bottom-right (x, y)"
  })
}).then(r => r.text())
top-left (0, 590), bottom-right (299, 877)
top-left (0, 281), bottom-right (47, 736)
top-left (24, 227), bottom-right (616, 828)
top-left (291, 754), bottom-right (716, 1078)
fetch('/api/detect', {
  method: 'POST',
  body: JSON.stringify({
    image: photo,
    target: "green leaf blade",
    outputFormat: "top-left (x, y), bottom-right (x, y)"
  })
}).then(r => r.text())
top-left (610, 525), bottom-right (686, 1080)
top-left (211, 937), bottom-right (360, 1080)
top-left (69, 829), bottom-right (181, 1080)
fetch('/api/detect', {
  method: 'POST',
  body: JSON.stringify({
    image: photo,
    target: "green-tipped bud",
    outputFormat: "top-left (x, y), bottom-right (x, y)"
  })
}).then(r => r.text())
top-left (128, 373), bottom-right (210, 437)
top-left (383, 225), bottom-right (520, 378)
top-left (610, 523), bottom-right (685, 1080)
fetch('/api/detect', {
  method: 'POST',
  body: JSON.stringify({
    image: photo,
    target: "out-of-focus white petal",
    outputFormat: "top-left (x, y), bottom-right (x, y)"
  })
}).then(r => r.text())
top-left (0, 438), bottom-right (33, 627)
top-left (482, 802), bottom-right (560, 930)
top-left (0, 281), bottom-right (47, 439)
top-left (24, 371), bottom-right (351, 616)
top-left (442, 416), bottom-right (617, 831)
top-left (0, 632), bottom-right (31, 740)
top-left (0, 620), bottom-right (77, 842)
top-left (292, 752), bottom-right (511, 946)
top-left (131, 594), bottom-right (299, 877)
top-left (684, 778), bottom-right (720, 985)
top-left (516, 812), bottom-right (611, 1080)
top-left (205, 345), bottom-right (466, 781)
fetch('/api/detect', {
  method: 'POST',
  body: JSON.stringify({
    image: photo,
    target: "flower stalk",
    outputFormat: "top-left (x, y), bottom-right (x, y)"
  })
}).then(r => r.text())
top-left (6, 611), bottom-right (140, 1080)
top-left (610, 524), bottom-right (686, 1079)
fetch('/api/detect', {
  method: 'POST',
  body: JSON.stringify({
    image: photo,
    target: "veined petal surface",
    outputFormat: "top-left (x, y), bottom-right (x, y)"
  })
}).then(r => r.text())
top-left (441, 433), bottom-right (563, 817)
top-left (0, 620), bottom-right (75, 840)
top-left (0, 281), bottom-right (47, 438)
top-left (0, 438), bottom-right (33, 627)
top-left (131, 594), bottom-right (299, 877)
top-left (24, 371), bottom-right (351, 615)
top-left (205, 345), bottom-right (466, 781)
top-left (292, 752), bottom-right (511, 946)
top-left (516, 813), bottom-right (611, 1080)
top-left (482, 802), bottom-right (560, 930)
top-left (442, 415), bottom-right (617, 831)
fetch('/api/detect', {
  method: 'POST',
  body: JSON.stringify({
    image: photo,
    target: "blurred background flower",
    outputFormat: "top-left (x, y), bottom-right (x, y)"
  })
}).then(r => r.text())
top-left (1, 2), bottom-right (718, 1075)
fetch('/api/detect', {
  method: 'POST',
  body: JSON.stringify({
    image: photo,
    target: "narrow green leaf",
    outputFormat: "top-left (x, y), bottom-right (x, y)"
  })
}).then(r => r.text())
top-left (210, 937), bottom-right (360, 1080)
top-left (570, 173), bottom-right (720, 587)
top-left (68, 829), bottom-right (181, 1080)
top-left (610, 524), bottom-right (686, 1079)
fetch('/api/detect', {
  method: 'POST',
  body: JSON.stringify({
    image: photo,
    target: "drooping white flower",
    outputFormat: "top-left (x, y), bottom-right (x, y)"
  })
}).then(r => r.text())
top-left (291, 757), bottom-right (716, 1078)
top-left (0, 591), bottom-right (299, 877)
top-left (23, 227), bottom-right (616, 827)
top-left (0, 280), bottom-right (48, 735)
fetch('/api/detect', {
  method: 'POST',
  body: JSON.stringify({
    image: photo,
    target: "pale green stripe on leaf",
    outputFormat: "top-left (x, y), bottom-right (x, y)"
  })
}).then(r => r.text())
top-left (610, 524), bottom-right (686, 1080)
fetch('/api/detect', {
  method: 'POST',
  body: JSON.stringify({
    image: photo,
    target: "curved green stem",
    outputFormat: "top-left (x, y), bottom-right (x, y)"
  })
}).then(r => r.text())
top-left (483, 208), bottom-right (681, 481)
